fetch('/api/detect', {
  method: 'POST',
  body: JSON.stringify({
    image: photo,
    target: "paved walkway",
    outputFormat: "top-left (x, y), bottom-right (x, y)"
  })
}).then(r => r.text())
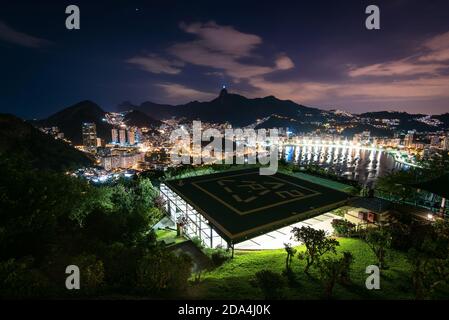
top-left (235, 212), bottom-right (340, 250)
top-left (170, 240), bottom-right (213, 272)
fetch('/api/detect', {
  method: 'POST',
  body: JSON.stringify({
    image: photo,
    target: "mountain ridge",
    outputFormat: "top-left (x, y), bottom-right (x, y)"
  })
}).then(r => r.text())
top-left (0, 113), bottom-right (92, 171)
top-left (33, 91), bottom-right (449, 142)
top-left (118, 88), bottom-right (323, 127)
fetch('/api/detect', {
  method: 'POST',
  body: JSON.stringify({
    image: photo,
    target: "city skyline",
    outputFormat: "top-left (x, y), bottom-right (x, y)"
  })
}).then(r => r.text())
top-left (1, 0), bottom-right (449, 118)
top-left (2, 1), bottom-right (449, 304)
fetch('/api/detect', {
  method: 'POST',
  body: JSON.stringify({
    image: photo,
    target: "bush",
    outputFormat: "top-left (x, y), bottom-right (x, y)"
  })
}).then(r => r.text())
top-left (137, 248), bottom-right (192, 295)
top-left (332, 219), bottom-right (356, 237)
top-left (0, 257), bottom-right (53, 299)
top-left (190, 236), bottom-right (205, 250)
top-left (208, 248), bottom-right (231, 267)
top-left (251, 270), bottom-right (285, 300)
top-left (317, 251), bottom-right (354, 299)
top-left (71, 254), bottom-right (105, 296)
top-left (101, 242), bottom-right (141, 292)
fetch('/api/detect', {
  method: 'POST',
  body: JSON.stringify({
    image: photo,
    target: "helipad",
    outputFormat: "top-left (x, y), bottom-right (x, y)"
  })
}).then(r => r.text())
top-left (160, 168), bottom-right (350, 248)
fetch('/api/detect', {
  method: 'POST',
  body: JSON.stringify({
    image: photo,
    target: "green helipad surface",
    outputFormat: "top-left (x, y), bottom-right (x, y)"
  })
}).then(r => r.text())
top-left (164, 168), bottom-right (351, 243)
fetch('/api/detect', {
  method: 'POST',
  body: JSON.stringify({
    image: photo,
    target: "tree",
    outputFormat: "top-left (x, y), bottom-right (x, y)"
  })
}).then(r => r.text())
top-left (147, 207), bottom-right (163, 227)
top-left (251, 270), bottom-right (285, 300)
top-left (376, 170), bottom-right (421, 203)
top-left (137, 248), bottom-right (192, 296)
top-left (284, 243), bottom-right (297, 271)
top-left (134, 178), bottom-right (158, 210)
top-left (339, 251), bottom-right (354, 285)
top-left (361, 226), bottom-right (391, 269)
top-left (418, 151), bottom-right (449, 177)
top-left (387, 211), bottom-right (433, 252)
top-left (71, 254), bottom-right (105, 296)
top-left (0, 161), bottom-right (97, 261)
top-left (0, 256), bottom-right (52, 299)
top-left (291, 226), bottom-right (339, 275)
top-left (0, 155), bottom-right (185, 299)
top-left (331, 219), bottom-right (356, 237)
top-left (317, 251), bottom-right (354, 299)
top-left (153, 195), bottom-right (167, 210)
top-left (407, 221), bottom-right (449, 299)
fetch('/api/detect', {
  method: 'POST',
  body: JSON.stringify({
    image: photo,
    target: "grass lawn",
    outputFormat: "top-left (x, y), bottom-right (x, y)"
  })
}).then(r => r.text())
top-left (189, 238), bottom-right (419, 300)
top-left (155, 229), bottom-right (187, 246)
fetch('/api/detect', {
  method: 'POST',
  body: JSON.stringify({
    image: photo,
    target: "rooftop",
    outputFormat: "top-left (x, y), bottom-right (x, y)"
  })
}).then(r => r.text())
top-left (164, 168), bottom-right (351, 243)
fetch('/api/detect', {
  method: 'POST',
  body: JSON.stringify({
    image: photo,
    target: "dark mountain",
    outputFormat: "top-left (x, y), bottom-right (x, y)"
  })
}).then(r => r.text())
top-left (434, 113), bottom-right (449, 127)
top-left (0, 113), bottom-right (92, 171)
top-left (35, 100), bottom-right (112, 144)
top-left (397, 119), bottom-right (438, 132)
top-left (119, 89), bottom-right (323, 126)
top-left (123, 110), bottom-right (161, 128)
top-left (341, 124), bottom-right (394, 138)
top-left (255, 115), bottom-right (319, 134)
top-left (359, 111), bottom-right (444, 132)
top-left (359, 111), bottom-right (425, 120)
top-left (118, 101), bottom-right (173, 120)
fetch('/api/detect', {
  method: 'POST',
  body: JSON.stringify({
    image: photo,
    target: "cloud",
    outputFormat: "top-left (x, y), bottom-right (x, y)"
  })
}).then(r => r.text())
top-left (0, 20), bottom-right (52, 48)
top-left (275, 54), bottom-right (295, 70)
top-left (204, 71), bottom-right (225, 77)
top-left (419, 48), bottom-right (449, 63)
top-left (248, 76), bottom-right (449, 104)
top-left (423, 31), bottom-right (449, 51)
top-left (129, 21), bottom-right (449, 109)
top-left (348, 59), bottom-right (447, 77)
top-left (349, 30), bottom-right (449, 77)
top-left (248, 30), bottom-right (449, 106)
top-left (156, 83), bottom-right (215, 102)
top-left (126, 54), bottom-right (184, 74)
top-left (169, 21), bottom-right (294, 80)
top-left (419, 31), bottom-right (449, 62)
top-left (179, 21), bottom-right (262, 57)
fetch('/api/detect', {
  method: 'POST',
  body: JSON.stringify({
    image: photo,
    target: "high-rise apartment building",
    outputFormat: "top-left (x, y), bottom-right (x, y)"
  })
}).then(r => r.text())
top-left (111, 128), bottom-right (119, 144)
top-left (119, 129), bottom-right (127, 145)
top-left (128, 128), bottom-right (136, 145)
top-left (82, 122), bottom-right (97, 152)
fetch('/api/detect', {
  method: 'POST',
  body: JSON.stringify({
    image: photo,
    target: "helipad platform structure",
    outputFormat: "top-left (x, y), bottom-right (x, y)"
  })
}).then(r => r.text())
top-left (160, 168), bottom-right (351, 248)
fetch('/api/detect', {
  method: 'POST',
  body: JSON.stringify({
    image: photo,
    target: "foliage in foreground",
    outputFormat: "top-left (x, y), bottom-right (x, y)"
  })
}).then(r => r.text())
top-left (0, 157), bottom-right (190, 299)
top-left (291, 226), bottom-right (339, 275)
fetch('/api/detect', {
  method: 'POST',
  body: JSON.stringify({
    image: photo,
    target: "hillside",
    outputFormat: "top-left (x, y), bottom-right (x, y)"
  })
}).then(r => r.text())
top-left (35, 100), bottom-right (112, 145)
top-left (34, 93), bottom-right (447, 141)
top-left (123, 109), bottom-right (161, 128)
top-left (0, 114), bottom-right (93, 171)
top-left (341, 124), bottom-right (394, 138)
top-left (359, 111), bottom-right (425, 120)
top-left (255, 115), bottom-right (319, 134)
top-left (118, 101), bottom-right (173, 120)
top-left (434, 113), bottom-right (449, 127)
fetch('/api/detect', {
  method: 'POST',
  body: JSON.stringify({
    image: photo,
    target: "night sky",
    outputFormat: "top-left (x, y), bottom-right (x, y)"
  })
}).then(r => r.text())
top-left (1, 0), bottom-right (449, 119)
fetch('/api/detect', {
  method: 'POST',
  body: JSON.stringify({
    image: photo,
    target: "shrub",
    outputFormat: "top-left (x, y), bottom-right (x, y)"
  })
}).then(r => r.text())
top-left (0, 257), bottom-right (53, 299)
top-left (209, 248), bottom-right (231, 267)
top-left (292, 226), bottom-right (339, 274)
top-left (331, 219), bottom-right (356, 237)
top-left (71, 254), bottom-right (105, 296)
top-left (251, 270), bottom-right (285, 300)
top-left (317, 251), bottom-right (354, 299)
top-left (137, 248), bottom-right (192, 295)
top-left (190, 236), bottom-right (204, 250)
